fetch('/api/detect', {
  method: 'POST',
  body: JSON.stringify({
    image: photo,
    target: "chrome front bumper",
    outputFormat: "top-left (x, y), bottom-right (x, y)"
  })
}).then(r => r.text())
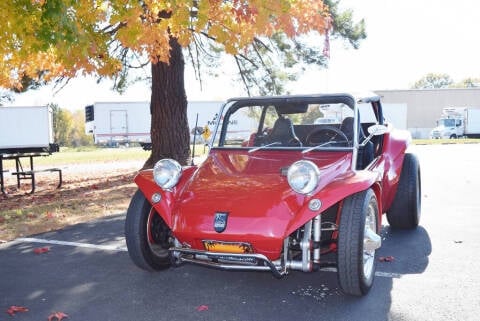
top-left (169, 247), bottom-right (287, 278)
top-left (169, 215), bottom-right (335, 278)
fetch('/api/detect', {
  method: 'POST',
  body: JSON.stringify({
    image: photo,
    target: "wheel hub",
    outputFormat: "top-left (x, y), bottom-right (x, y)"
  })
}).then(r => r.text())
top-left (364, 227), bottom-right (381, 252)
top-left (363, 202), bottom-right (381, 278)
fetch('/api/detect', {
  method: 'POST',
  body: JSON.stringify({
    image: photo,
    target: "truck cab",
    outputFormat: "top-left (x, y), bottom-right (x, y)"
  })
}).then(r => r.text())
top-left (430, 107), bottom-right (467, 139)
top-left (430, 116), bottom-right (464, 139)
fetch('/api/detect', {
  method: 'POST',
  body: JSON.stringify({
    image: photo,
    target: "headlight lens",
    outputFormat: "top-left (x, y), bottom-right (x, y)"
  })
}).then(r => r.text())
top-left (153, 159), bottom-right (182, 190)
top-left (287, 160), bottom-right (320, 194)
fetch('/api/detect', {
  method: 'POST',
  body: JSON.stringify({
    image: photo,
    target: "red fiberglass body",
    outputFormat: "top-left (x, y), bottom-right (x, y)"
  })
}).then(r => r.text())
top-left (134, 127), bottom-right (409, 260)
top-left (126, 93), bottom-right (421, 296)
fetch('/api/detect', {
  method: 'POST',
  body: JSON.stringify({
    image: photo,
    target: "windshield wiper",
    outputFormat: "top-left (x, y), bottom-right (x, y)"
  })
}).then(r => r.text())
top-left (302, 140), bottom-right (341, 153)
top-left (248, 141), bottom-right (281, 153)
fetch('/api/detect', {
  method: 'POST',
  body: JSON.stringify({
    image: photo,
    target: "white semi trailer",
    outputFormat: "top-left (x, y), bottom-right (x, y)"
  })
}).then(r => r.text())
top-left (85, 101), bottom-right (227, 148)
top-left (85, 102), bottom-right (151, 147)
top-left (0, 106), bottom-right (60, 194)
top-left (0, 105), bottom-right (58, 153)
top-left (430, 107), bottom-right (480, 139)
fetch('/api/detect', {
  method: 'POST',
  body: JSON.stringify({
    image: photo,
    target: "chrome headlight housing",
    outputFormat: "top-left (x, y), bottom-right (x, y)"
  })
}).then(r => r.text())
top-left (287, 160), bottom-right (320, 195)
top-left (153, 159), bottom-right (182, 190)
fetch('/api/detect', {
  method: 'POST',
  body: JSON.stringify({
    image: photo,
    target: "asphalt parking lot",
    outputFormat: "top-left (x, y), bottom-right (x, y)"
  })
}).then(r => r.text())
top-left (1, 144), bottom-right (480, 321)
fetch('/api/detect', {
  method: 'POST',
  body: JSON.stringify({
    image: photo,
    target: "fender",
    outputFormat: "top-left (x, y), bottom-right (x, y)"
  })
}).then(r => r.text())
top-left (284, 169), bottom-right (381, 237)
top-left (380, 126), bottom-right (410, 211)
top-left (134, 166), bottom-right (197, 229)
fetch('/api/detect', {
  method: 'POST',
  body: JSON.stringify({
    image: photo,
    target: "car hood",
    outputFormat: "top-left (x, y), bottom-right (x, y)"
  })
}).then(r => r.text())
top-left (171, 149), bottom-right (352, 257)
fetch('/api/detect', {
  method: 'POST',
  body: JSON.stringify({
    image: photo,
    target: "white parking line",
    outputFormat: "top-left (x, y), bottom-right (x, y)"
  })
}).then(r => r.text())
top-left (15, 237), bottom-right (128, 252)
top-left (13, 237), bottom-right (402, 279)
top-left (375, 271), bottom-right (402, 279)
top-left (320, 266), bottom-right (402, 279)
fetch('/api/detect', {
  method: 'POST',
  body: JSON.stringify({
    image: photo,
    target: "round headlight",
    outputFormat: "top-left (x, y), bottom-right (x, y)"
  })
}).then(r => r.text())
top-left (287, 160), bottom-right (320, 195)
top-left (153, 159), bottom-right (182, 190)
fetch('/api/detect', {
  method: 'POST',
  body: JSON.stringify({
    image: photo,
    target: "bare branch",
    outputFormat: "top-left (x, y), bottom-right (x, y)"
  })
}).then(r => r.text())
top-left (234, 55), bottom-right (251, 97)
top-left (253, 37), bottom-right (272, 52)
top-left (102, 22), bottom-right (127, 36)
top-left (235, 53), bottom-right (258, 69)
top-left (193, 36), bottom-right (203, 90)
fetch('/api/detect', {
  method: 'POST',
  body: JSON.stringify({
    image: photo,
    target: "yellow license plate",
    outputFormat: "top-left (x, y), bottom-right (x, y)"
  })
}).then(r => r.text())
top-left (203, 241), bottom-right (253, 254)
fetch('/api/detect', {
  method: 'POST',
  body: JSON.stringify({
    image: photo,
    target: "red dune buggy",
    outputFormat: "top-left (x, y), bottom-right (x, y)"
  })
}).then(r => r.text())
top-left (125, 93), bottom-right (421, 296)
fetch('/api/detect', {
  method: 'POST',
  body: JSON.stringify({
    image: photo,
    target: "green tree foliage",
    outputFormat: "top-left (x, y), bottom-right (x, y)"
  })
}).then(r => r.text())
top-left (50, 103), bottom-right (92, 147)
top-left (412, 73), bottom-right (453, 89)
top-left (413, 74), bottom-right (480, 89)
top-left (70, 110), bottom-right (93, 147)
top-left (51, 103), bottom-right (73, 146)
top-left (453, 78), bottom-right (480, 88)
top-left (0, 90), bottom-right (12, 106)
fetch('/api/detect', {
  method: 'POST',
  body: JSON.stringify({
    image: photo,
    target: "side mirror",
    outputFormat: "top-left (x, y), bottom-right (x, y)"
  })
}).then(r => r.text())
top-left (367, 124), bottom-right (389, 136)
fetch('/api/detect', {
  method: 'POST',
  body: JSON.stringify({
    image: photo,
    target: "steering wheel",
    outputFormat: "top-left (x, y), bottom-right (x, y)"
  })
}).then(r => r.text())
top-left (288, 137), bottom-right (303, 147)
top-left (305, 126), bottom-right (349, 146)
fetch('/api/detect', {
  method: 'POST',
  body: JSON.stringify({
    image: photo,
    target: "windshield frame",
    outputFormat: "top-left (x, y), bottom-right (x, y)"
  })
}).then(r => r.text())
top-left (209, 94), bottom-right (359, 151)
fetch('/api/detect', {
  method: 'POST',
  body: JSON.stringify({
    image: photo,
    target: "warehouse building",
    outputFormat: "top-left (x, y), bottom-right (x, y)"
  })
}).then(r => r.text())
top-left (374, 88), bottom-right (480, 138)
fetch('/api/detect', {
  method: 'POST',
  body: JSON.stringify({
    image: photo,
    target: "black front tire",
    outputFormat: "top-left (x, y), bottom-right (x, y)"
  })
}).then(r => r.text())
top-left (337, 189), bottom-right (379, 296)
top-left (386, 153), bottom-right (421, 229)
top-left (125, 190), bottom-right (172, 271)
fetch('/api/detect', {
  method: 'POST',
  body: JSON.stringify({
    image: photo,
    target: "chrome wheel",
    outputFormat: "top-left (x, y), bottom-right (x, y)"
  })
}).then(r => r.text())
top-left (337, 188), bottom-right (380, 296)
top-left (363, 202), bottom-right (381, 279)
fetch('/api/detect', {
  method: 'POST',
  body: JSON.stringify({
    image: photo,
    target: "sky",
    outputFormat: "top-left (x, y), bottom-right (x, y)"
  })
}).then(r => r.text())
top-left (10, 0), bottom-right (480, 111)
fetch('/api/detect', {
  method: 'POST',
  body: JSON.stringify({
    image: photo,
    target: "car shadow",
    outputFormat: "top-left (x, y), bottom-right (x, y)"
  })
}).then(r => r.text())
top-left (1, 218), bottom-right (432, 321)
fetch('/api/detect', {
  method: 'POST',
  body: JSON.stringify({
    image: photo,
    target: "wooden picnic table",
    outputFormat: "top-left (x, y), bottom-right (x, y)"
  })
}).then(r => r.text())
top-left (0, 152), bottom-right (62, 194)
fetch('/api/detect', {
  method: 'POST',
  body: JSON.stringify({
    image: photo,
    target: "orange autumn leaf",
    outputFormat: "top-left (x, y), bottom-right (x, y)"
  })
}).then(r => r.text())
top-left (6, 306), bottom-right (29, 316)
top-left (48, 311), bottom-right (69, 321)
top-left (33, 247), bottom-right (50, 254)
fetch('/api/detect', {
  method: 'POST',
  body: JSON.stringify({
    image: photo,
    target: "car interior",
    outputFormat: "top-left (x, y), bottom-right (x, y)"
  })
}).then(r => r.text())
top-left (221, 101), bottom-right (383, 169)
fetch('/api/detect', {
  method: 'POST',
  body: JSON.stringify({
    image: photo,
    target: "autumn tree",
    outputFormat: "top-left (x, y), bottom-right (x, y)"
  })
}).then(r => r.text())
top-left (0, 0), bottom-right (365, 168)
top-left (70, 110), bottom-right (94, 147)
top-left (50, 103), bottom-right (73, 146)
top-left (50, 103), bottom-right (93, 147)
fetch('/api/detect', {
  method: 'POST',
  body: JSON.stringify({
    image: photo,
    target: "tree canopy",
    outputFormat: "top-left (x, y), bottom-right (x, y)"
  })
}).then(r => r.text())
top-left (412, 73), bottom-right (480, 89)
top-left (1, 0), bottom-right (365, 166)
top-left (412, 73), bottom-right (453, 89)
top-left (1, 0), bottom-right (337, 90)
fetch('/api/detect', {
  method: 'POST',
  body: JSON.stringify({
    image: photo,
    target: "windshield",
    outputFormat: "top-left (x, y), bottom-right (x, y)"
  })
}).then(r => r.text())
top-left (437, 118), bottom-right (455, 127)
top-left (213, 101), bottom-right (356, 150)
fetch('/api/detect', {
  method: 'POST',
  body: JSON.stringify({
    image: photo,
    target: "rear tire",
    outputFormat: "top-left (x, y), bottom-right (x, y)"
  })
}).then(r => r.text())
top-left (337, 189), bottom-right (380, 296)
top-left (125, 190), bottom-right (172, 271)
top-left (386, 153), bottom-right (421, 229)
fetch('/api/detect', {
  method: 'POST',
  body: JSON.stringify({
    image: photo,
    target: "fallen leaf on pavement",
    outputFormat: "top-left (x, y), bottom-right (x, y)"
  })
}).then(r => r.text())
top-left (6, 305), bottom-right (29, 316)
top-left (33, 247), bottom-right (50, 254)
top-left (379, 256), bottom-right (395, 262)
top-left (196, 305), bottom-right (209, 311)
top-left (48, 311), bottom-right (69, 321)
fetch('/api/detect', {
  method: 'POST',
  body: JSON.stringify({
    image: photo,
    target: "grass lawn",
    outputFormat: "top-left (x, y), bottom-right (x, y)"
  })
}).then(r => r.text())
top-left (0, 145), bottom-right (211, 242)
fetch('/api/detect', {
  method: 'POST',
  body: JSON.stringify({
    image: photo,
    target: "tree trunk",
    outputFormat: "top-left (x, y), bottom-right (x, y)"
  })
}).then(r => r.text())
top-left (143, 36), bottom-right (190, 169)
